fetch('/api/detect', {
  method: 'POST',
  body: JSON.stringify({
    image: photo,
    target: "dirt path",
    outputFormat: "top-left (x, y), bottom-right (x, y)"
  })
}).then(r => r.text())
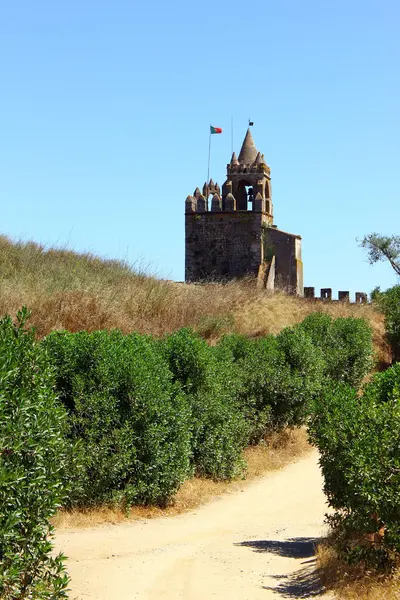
top-left (55, 449), bottom-right (334, 599)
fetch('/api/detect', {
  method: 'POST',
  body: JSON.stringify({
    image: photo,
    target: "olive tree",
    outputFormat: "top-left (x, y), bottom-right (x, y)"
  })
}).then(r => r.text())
top-left (360, 233), bottom-right (400, 276)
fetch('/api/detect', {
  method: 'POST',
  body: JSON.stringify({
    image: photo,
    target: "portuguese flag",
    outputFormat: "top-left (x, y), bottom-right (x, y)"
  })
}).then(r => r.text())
top-left (210, 125), bottom-right (222, 134)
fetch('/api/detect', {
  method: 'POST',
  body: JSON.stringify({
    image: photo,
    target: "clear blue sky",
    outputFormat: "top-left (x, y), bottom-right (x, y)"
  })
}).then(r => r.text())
top-left (1, 1), bottom-right (399, 297)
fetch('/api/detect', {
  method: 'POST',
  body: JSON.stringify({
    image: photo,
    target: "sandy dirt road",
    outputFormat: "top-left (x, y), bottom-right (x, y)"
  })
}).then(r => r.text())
top-left (55, 449), bottom-right (334, 599)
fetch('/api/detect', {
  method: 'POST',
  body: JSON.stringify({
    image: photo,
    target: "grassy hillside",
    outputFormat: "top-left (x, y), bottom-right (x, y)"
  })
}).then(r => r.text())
top-left (0, 235), bottom-right (389, 361)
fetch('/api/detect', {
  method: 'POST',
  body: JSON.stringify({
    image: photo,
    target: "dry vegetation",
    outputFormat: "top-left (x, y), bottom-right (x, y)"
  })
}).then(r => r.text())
top-left (0, 236), bottom-right (389, 363)
top-left (317, 542), bottom-right (400, 600)
top-left (53, 428), bottom-right (311, 529)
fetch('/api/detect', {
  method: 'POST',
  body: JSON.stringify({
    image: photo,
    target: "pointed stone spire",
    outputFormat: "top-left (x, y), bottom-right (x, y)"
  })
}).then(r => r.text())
top-left (230, 152), bottom-right (239, 166)
top-left (193, 187), bottom-right (201, 199)
top-left (254, 151), bottom-right (263, 165)
top-left (238, 128), bottom-right (258, 165)
top-left (202, 182), bottom-right (209, 196)
top-left (215, 182), bottom-right (221, 194)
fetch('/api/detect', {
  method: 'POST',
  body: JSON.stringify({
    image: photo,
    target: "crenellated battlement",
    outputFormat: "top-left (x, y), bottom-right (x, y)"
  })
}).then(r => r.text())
top-left (304, 288), bottom-right (369, 303)
top-left (185, 180), bottom-right (270, 214)
top-left (227, 152), bottom-right (271, 176)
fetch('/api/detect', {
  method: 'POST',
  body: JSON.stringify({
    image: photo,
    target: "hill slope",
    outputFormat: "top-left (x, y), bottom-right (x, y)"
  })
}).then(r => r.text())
top-left (0, 236), bottom-right (388, 361)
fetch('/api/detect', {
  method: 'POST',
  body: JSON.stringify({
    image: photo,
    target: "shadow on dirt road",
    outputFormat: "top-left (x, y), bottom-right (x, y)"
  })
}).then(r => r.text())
top-left (237, 537), bottom-right (327, 598)
top-left (237, 537), bottom-right (321, 559)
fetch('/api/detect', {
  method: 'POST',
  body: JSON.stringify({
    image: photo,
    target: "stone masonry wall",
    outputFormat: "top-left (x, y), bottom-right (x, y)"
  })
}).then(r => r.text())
top-left (185, 212), bottom-right (266, 281)
top-left (266, 228), bottom-right (303, 295)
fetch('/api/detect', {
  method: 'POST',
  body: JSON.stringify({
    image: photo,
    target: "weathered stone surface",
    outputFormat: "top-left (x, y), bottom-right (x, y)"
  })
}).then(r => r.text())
top-left (253, 192), bottom-right (265, 213)
top-left (211, 193), bottom-right (222, 212)
top-left (185, 212), bottom-right (264, 280)
top-left (338, 290), bottom-right (350, 302)
top-left (185, 195), bottom-right (196, 214)
top-left (320, 288), bottom-right (332, 300)
top-left (196, 194), bottom-right (207, 213)
top-left (355, 292), bottom-right (368, 304)
top-left (238, 128), bottom-right (258, 165)
top-left (304, 287), bottom-right (315, 298)
top-left (224, 193), bottom-right (236, 212)
top-left (230, 152), bottom-right (239, 166)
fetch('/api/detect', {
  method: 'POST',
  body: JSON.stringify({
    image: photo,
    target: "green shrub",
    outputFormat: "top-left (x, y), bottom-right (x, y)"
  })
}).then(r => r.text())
top-left (162, 329), bottom-right (249, 479)
top-left (216, 330), bottom-right (324, 442)
top-left (363, 362), bottom-right (400, 403)
top-left (214, 333), bottom-right (272, 444)
top-left (44, 329), bottom-right (192, 507)
top-left (309, 366), bottom-right (400, 569)
top-left (162, 327), bottom-right (211, 395)
top-left (214, 332), bottom-right (254, 363)
top-left (275, 326), bottom-right (325, 422)
top-left (299, 313), bottom-right (373, 387)
top-left (375, 285), bottom-right (400, 362)
top-left (0, 309), bottom-right (69, 599)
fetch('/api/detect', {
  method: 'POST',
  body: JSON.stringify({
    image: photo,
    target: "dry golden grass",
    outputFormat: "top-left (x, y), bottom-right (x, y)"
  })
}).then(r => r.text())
top-left (0, 236), bottom-right (390, 364)
top-left (317, 541), bottom-right (400, 599)
top-left (53, 428), bottom-right (311, 530)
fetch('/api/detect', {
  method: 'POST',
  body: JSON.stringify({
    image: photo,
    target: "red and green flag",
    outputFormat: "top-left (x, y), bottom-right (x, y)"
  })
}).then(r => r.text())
top-left (210, 125), bottom-right (222, 134)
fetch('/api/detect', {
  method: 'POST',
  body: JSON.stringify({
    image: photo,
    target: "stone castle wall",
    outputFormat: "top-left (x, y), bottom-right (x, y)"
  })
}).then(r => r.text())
top-left (266, 228), bottom-right (303, 295)
top-left (185, 211), bottom-right (264, 281)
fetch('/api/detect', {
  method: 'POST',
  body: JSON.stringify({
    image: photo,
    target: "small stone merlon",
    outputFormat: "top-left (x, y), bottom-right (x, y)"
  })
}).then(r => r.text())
top-left (355, 292), bottom-right (368, 304)
top-left (321, 288), bottom-right (332, 300)
top-left (211, 193), bottom-right (222, 212)
top-left (185, 128), bottom-right (303, 295)
top-left (338, 291), bottom-right (350, 302)
top-left (304, 287), bottom-right (315, 298)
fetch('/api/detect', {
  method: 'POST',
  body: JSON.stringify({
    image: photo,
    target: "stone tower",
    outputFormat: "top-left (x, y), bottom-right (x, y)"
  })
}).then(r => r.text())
top-left (185, 128), bottom-right (303, 294)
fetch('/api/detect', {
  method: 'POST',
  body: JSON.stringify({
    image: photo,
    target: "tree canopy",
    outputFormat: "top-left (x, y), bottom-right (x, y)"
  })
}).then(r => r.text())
top-left (360, 233), bottom-right (400, 277)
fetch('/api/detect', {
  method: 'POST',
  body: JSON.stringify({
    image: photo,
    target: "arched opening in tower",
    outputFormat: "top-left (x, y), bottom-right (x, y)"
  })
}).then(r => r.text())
top-left (236, 180), bottom-right (254, 210)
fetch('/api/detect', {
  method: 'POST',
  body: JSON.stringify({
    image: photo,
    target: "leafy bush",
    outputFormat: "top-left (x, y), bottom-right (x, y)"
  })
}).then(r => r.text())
top-left (212, 333), bottom-right (270, 444)
top-left (216, 330), bottom-right (324, 442)
top-left (275, 326), bottom-right (325, 422)
top-left (299, 313), bottom-right (373, 387)
top-left (162, 327), bottom-right (211, 395)
top-left (363, 362), bottom-right (400, 403)
top-left (44, 329), bottom-right (192, 507)
top-left (0, 309), bottom-right (69, 599)
top-left (374, 285), bottom-right (400, 362)
top-left (162, 329), bottom-right (249, 479)
top-left (309, 366), bottom-right (400, 569)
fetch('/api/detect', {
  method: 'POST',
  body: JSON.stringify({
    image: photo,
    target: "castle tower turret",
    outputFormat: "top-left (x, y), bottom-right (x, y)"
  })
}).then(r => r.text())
top-left (185, 128), bottom-right (303, 294)
top-left (224, 128), bottom-right (273, 217)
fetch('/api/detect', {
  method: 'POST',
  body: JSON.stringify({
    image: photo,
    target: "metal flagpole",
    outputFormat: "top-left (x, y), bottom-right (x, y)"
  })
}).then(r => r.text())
top-left (231, 116), bottom-right (233, 154)
top-left (207, 129), bottom-right (211, 183)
